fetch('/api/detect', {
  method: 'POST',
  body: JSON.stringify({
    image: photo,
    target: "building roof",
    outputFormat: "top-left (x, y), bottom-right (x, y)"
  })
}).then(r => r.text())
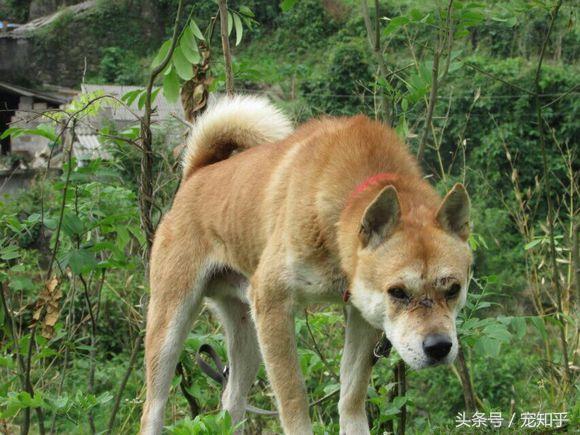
top-left (0, 81), bottom-right (69, 105)
top-left (75, 133), bottom-right (109, 161)
top-left (69, 84), bottom-right (189, 161)
top-left (81, 84), bottom-right (184, 122)
top-left (0, 1), bottom-right (96, 39)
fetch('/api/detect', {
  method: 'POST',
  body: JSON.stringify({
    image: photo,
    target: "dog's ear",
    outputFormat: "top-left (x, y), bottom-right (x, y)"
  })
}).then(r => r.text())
top-left (360, 185), bottom-right (401, 249)
top-left (436, 183), bottom-right (470, 241)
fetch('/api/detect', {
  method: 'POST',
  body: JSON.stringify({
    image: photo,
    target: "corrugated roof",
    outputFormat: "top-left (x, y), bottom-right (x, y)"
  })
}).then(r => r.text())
top-left (74, 134), bottom-right (110, 161)
top-left (77, 134), bottom-right (100, 150)
top-left (81, 84), bottom-right (184, 122)
top-left (0, 81), bottom-right (69, 105)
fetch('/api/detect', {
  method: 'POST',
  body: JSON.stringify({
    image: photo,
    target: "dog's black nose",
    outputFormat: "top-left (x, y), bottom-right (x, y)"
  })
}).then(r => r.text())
top-left (423, 334), bottom-right (452, 361)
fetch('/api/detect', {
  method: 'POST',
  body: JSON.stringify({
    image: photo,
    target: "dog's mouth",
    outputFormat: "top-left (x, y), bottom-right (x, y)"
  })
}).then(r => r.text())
top-left (425, 355), bottom-right (453, 367)
top-left (403, 354), bottom-right (456, 370)
top-left (387, 332), bottom-right (458, 370)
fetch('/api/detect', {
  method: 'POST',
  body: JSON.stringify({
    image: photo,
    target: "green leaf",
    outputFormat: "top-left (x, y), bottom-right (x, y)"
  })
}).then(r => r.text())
top-left (238, 6), bottom-right (254, 17)
top-left (180, 27), bottom-right (201, 64)
top-left (53, 395), bottom-right (69, 410)
top-left (233, 13), bottom-right (243, 46)
top-left (460, 9), bottom-right (485, 26)
top-left (137, 90), bottom-right (148, 111)
top-left (1, 125), bottom-right (56, 141)
top-left (68, 249), bottom-right (98, 274)
top-left (409, 8), bottom-right (424, 21)
top-left (62, 213), bottom-right (84, 237)
top-left (383, 16), bottom-right (410, 36)
top-left (482, 322), bottom-right (511, 342)
top-left (190, 19), bottom-right (205, 40)
top-left (97, 392), bottom-right (114, 405)
top-left (383, 395), bottom-right (409, 416)
top-left (524, 239), bottom-right (542, 250)
top-left (25, 124), bottom-right (58, 141)
top-left (0, 127), bottom-right (24, 140)
top-left (132, 88), bottom-right (159, 112)
top-left (1, 245), bottom-right (21, 260)
top-left (530, 317), bottom-right (548, 342)
top-left (172, 46), bottom-right (194, 80)
top-left (504, 16), bottom-right (517, 27)
top-left (152, 40), bottom-right (171, 69)
top-left (478, 337), bottom-right (501, 357)
top-left (10, 276), bottom-right (33, 292)
top-left (491, 15), bottom-right (517, 27)
top-left (151, 86), bottom-right (161, 102)
top-left (163, 68), bottom-right (180, 103)
top-left (121, 88), bottom-right (143, 106)
top-left (227, 12), bottom-right (233, 37)
top-left (281, 0), bottom-right (297, 12)
top-left (511, 317), bottom-right (526, 340)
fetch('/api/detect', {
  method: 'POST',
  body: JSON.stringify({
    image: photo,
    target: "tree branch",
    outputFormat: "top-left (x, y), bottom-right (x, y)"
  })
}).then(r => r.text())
top-left (141, 0), bottom-right (185, 259)
top-left (108, 1), bottom-right (189, 432)
top-left (455, 343), bottom-right (477, 412)
top-left (417, 0), bottom-right (453, 163)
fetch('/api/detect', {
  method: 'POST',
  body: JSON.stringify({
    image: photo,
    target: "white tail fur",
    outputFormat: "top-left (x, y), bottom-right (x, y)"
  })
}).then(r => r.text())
top-left (182, 95), bottom-right (293, 178)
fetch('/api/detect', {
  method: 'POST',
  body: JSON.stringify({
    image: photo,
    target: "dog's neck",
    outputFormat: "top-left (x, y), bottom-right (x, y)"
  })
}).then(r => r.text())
top-left (346, 172), bottom-right (399, 208)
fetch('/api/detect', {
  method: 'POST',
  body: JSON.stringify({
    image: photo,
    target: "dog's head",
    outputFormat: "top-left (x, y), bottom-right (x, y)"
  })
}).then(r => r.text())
top-left (349, 183), bottom-right (472, 369)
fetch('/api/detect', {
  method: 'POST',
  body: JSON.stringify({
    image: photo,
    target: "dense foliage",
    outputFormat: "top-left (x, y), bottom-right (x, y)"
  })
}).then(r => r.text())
top-left (0, 0), bottom-right (578, 433)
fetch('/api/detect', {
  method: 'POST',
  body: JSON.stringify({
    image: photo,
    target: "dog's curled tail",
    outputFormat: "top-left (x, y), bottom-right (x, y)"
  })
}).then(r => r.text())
top-left (182, 95), bottom-right (293, 179)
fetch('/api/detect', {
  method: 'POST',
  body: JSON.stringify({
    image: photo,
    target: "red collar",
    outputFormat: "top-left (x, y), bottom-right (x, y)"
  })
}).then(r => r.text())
top-left (343, 172), bottom-right (399, 303)
top-left (347, 172), bottom-right (399, 206)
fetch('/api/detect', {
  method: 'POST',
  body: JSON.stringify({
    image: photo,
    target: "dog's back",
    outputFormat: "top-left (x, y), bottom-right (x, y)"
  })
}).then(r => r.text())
top-left (172, 96), bottom-right (437, 275)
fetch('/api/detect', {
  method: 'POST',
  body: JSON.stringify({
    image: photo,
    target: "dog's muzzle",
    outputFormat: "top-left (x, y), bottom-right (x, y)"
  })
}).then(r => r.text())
top-left (422, 333), bottom-right (452, 363)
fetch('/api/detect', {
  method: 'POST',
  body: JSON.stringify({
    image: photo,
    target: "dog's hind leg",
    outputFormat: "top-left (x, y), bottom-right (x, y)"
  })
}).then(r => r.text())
top-left (140, 226), bottom-right (213, 435)
top-left (338, 305), bottom-right (381, 435)
top-left (208, 283), bottom-right (261, 428)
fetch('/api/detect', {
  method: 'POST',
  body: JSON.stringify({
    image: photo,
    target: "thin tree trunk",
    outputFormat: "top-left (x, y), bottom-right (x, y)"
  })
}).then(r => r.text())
top-left (385, 367), bottom-right (397, 434)
top-left (140, 0), bottom-right (184, 259)
top-left (79, 274), bottom-right (97, 434)
top-left (218, 0), bottom-right (234, 95)
top-left (396, 361), bottom-right (406, 435)
top-left (456, 343), bottom-right (476, 412)
top-left (1, 282), bottom-right (32, 435)
top-left (360, 0), bottom-right (391, 124)
top-left (533, 0), bottom-right (570, 386)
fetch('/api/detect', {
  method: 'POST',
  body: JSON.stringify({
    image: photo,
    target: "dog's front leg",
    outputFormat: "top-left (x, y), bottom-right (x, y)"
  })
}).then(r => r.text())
top-left (250, 277), bottom-right (312, 435)
top-left (339, 305), bottom-right (381, 435)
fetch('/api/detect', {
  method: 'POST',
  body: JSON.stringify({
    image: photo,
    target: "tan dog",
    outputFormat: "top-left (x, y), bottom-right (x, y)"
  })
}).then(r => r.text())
top-left (140, 96), bottom-right (472, 435)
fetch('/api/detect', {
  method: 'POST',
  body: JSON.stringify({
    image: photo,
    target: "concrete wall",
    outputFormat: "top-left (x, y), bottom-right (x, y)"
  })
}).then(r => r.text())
top-left (0, 170), bottom-right (36, 196)
top-left (9, 97), bottom-right (52, 161)
top-left (0, 38), bottom-right (32, 85)
top-left (1, 0), bottom-right (165, 87)
top-left (0, 168), bottom-right (60, 197)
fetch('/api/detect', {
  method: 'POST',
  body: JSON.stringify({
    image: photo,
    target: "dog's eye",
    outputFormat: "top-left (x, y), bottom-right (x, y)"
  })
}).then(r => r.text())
top-left (446, 283), bottom-right (461, 299)
top-left (388, 287), bottom-right (409, 301)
